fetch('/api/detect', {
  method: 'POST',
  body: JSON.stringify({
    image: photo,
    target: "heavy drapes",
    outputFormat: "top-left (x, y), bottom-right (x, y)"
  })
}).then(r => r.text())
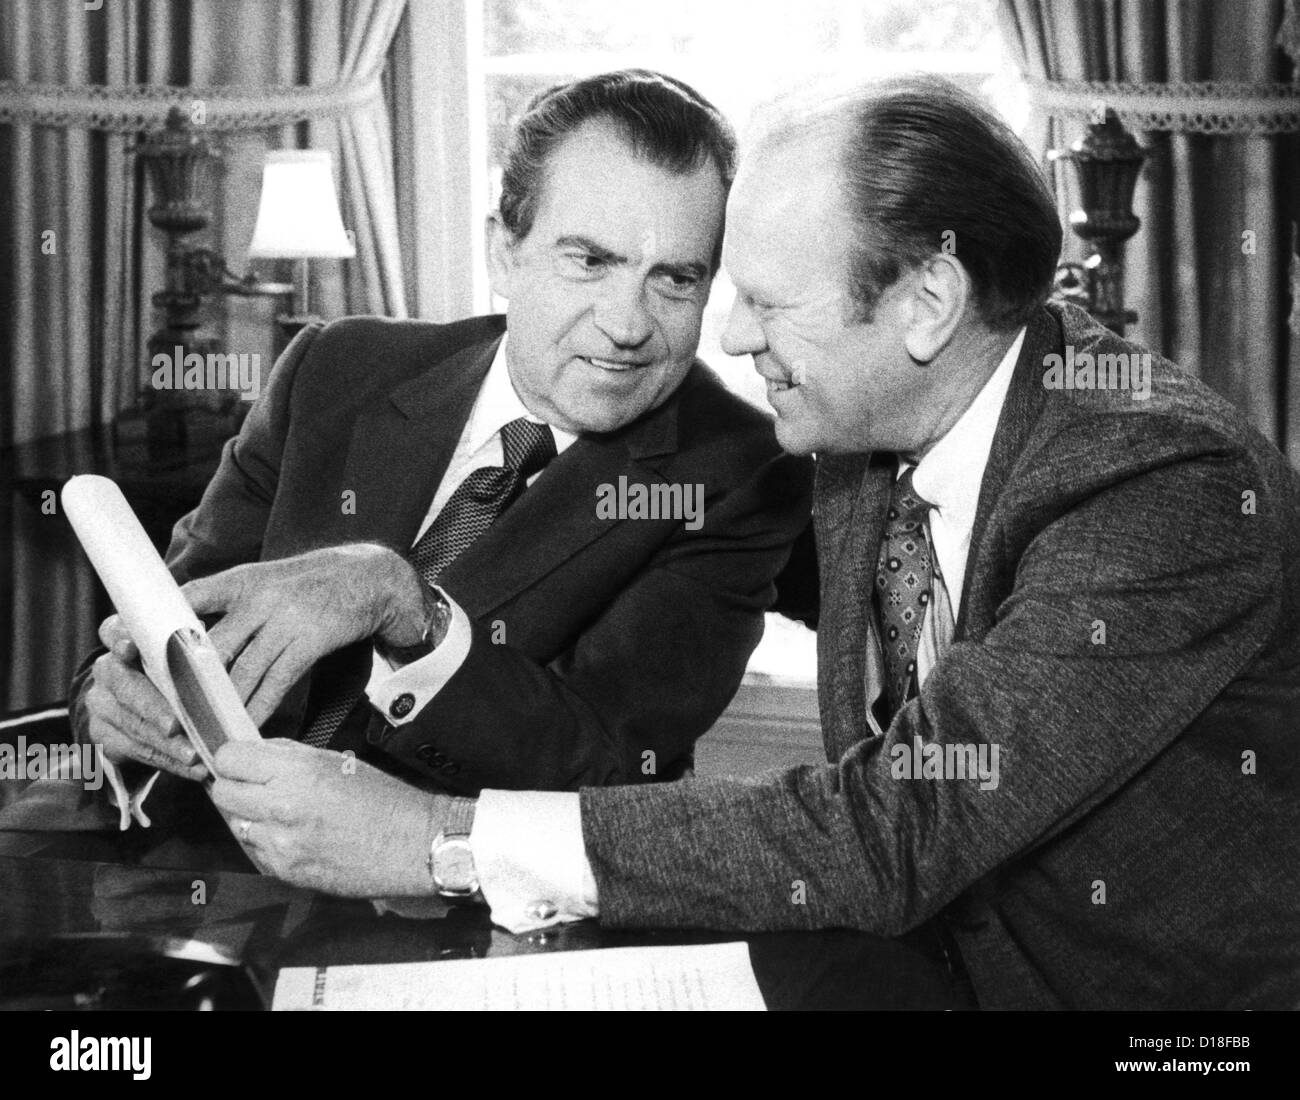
top-left (1000, 0), bottom-right (1300, 465)
top-left (0, 0), bottom-right (406, 710)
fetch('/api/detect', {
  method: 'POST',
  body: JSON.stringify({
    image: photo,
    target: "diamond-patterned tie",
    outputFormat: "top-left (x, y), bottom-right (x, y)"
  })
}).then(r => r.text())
top-left (300, 418), bottom-right (556, 748)
top-left (874, 466), bottom-right (936, 720)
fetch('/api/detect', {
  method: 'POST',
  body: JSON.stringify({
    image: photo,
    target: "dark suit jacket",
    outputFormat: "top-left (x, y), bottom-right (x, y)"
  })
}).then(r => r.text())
top-left (580, 302), bottom-right (1300, 1009)
top-left (71, 314), bottom-right (812, 795)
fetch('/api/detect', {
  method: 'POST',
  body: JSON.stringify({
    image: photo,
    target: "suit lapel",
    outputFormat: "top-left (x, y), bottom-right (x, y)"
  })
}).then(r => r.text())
top-left (956, 306), bottom-right (1060, 640)
top-left (816, 452), bottom-right (893, 755)
top-left (437, 361), bottom-right (685, 619)
top-left (336, 336), bottom-right (500, 551)
top-left (438, 437), bottom-right (655, 617)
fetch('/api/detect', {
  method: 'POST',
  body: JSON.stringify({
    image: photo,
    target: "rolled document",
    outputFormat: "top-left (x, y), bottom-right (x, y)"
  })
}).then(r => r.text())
top-left (61, 475), bottom-right (260, 774)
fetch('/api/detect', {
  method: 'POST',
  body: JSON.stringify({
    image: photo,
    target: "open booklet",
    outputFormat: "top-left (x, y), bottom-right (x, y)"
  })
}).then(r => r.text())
top-left (61, 475), bottom-right (261, 822)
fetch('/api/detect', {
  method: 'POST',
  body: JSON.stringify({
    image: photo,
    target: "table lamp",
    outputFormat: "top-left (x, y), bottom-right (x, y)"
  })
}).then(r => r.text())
top-left (246, 149), bottom-right (356, 338)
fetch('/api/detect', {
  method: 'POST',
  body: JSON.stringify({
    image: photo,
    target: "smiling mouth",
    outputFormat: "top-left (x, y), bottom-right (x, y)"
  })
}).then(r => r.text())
top-left (579, 355), bottom-right (649, 374)
top-left (766, 375), bottom-right (804, 395)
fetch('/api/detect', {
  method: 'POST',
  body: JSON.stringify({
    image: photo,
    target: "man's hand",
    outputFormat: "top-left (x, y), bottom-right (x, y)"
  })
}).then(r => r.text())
top-left (80, 616), bottom-right (207, 780)
top-left (209, 739), bottom-right (456, 897)
top-left (181, 544), bottom-right (428, 726)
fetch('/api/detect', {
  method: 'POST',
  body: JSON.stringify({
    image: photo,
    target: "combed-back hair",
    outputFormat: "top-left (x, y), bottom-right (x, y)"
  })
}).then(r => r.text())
top-left (755, 74), bottom-right (1062, 330)
top-left (498, 68), bottom-right (736, 268)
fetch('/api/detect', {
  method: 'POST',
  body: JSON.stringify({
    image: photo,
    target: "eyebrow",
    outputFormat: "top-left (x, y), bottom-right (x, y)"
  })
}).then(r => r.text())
top-left (554, 235), bottom-right (624, 264)
top-left (554, 235), bottom-right (709, 282)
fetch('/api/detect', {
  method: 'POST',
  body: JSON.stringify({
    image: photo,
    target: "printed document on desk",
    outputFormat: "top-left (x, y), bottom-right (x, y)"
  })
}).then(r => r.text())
top-left (273, 941), bottom-right (766, 1011)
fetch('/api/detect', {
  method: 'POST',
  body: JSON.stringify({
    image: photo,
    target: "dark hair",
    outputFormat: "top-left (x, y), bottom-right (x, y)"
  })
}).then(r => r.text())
top-left (836, 75), bottom-right (1062, 331)
top-left (498, 69), bottom-right (736, 267)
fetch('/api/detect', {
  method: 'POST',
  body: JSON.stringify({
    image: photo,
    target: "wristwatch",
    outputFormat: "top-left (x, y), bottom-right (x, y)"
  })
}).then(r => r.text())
top-left (427, 798), bottom-right (480, 900)
top-left (377, 583), bottom-right (452, 668)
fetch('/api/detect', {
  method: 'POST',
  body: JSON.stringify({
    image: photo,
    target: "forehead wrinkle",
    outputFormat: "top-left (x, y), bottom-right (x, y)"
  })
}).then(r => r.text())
top-left (527, 119), bottom-right (724, 276)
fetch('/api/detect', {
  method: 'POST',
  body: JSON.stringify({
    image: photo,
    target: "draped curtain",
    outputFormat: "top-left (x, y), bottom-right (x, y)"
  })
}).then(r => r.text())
top-left (0, 0), bottom-right (408, 447)
top-left (302, 0), bottom-right (408, 322)
top-left (999, 0), bottom-right (1300, 466)
top-left (0, 0), bottom-right (406, 711)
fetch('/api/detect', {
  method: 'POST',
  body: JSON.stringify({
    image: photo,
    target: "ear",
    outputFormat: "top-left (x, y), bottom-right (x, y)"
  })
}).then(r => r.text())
top-left (485, 213), bottom-right (517, 301)
top-left (903, 253), bottom-right (970, 363)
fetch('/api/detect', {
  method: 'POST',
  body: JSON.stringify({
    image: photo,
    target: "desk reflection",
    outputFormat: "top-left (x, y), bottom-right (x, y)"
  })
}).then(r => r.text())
top-left (0, 767), bottom-right (971, 1010)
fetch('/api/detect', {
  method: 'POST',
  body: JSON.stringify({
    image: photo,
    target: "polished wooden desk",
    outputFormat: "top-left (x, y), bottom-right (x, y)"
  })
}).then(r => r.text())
top-left (0, 710), bottom-right (970, 1011)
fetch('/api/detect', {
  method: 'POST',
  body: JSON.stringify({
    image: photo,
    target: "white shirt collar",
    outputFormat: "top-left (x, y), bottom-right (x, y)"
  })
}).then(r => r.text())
top-left (465, 333), bottom-right (578, 459)
top-left (909, 327), bottom-right (1025, 531)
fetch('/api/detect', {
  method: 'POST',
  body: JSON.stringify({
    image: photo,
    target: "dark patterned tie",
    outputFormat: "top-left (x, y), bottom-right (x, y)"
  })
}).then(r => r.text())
top-left (874, 466), bottom-right (937, 720)
top-left (300, 417), bottom-right (556, 748)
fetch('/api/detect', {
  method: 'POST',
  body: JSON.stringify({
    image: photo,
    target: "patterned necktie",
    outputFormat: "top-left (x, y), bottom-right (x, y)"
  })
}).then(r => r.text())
top-left (874, 466), bottom-right (937, 720)
top-left (300, 417), bottom-right (556, 748)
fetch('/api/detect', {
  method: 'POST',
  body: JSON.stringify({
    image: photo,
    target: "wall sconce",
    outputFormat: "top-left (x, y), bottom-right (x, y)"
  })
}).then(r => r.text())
top-left (1048, 109), bottom-right (1148, 336)
top-left (132, 109), bottom-right (353, 448)
top-left (132, 108), bottom-right (292, 446)
top-left (246, 149), bottom-right (357, 339)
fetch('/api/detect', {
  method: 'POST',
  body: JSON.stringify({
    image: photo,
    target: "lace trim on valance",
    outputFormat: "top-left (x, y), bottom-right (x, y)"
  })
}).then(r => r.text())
top-left (0, 77), bottom-right (382, 133)
top-left (1026, 79), bottom-right (1300, 135)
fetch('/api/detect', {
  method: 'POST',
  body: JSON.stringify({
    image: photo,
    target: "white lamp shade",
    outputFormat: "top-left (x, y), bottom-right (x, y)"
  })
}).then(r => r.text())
top-left (246, 149), bottom-right (356, 259)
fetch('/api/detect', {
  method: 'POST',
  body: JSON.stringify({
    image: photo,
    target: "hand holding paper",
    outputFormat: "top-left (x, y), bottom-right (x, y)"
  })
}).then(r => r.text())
top-left (62, 475), bottom-right (262, 787)
top-left (179, 543), bottom-right (426, 727)
top-left (210, 738), bottom-right (448, 897)
top-left (84, 616), bottom-right (207, 781)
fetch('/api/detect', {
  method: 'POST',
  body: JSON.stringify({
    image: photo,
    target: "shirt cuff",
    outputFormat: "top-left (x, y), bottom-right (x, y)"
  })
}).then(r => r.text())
top-left (472, 789), bottom-right (599, 934)
top-left (102, 757), bottom-right (162, 830)
top-left (364, 587), bottom-right (472, 725)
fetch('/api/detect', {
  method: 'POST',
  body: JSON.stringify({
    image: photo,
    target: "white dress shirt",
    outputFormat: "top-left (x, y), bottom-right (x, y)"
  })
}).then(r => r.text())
top-left (472, 328), bottom-right (1027, 934)
top-left (912, 326), bottom-right (1024, 683)
top-left (104, 334), bottom-right (576, 828)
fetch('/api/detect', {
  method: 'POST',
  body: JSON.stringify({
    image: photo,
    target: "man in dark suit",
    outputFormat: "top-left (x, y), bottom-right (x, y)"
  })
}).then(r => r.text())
top-left (212, 75), bottom-right (1298, 1009)
top-left (72, 69), bottom-right (811, 804)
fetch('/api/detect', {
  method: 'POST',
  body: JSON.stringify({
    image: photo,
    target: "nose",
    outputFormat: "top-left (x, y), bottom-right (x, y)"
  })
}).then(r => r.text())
top-left (721, 294), bottom-right (766, 358)
top-left (593, 276), bottom-right (654, 349)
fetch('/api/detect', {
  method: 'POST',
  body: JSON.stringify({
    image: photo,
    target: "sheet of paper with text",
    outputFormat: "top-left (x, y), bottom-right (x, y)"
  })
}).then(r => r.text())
top-left (273, 941), bottom-right (765, 1011)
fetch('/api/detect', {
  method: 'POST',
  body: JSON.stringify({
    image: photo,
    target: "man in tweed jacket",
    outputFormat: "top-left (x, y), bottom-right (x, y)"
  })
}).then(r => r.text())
top-left (211, 75), bottom-right (1299, 1009)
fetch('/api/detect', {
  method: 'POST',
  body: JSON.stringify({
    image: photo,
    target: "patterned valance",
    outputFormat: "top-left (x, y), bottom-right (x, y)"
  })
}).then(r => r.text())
top-left (1026, 79), bottom-right (1300, 135)
top-left (0, 76), bottom-right (382, 133)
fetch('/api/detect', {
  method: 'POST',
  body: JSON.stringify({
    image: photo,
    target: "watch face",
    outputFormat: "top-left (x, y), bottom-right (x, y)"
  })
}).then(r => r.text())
top-left (434, 837), bottom-right (478, 894)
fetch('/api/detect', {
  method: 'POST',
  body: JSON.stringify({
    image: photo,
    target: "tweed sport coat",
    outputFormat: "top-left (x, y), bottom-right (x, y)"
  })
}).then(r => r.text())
top-left (580, 302), bottom-right (1300, 1009)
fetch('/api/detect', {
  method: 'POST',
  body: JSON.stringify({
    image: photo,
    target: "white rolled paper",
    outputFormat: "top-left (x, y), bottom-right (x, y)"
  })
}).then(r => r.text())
top-left (61, 474), bottom-right (259, 771)
top-left (62, 475), bottom-right (202, 706)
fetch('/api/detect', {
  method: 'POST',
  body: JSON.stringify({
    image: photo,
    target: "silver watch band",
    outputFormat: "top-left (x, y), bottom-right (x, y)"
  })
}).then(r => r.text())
top-left (444, 796), bottom-right (477, 837)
